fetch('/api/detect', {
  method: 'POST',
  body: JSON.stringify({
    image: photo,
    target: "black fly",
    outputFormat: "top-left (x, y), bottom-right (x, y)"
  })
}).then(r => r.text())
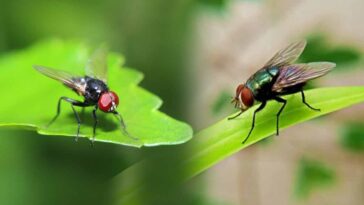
top-left (34, 47), bottom-right (133, 142)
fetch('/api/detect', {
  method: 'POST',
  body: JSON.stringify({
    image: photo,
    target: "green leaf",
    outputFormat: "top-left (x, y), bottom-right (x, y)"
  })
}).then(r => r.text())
top-left (0, 40), bottom-right (193, 147)
top-left (294, 158), bottom-right (335, 199)
top-left (112, 86), bottom-right (364, 204)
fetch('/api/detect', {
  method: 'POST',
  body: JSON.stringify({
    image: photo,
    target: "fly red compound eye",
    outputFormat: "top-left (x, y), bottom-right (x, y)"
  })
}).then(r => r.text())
top-left (98, 91), bottom-right (119, 112)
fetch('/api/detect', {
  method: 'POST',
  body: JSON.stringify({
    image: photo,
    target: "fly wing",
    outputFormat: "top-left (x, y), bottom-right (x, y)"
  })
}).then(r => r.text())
top-left (33, 65), bottom-right (86, 95)
top-left (264, 40), bottom-right (306, 68)
top-left (272, 62), bottom-right (336, 92)
top-left (85, 46), bottom-right (108, 83)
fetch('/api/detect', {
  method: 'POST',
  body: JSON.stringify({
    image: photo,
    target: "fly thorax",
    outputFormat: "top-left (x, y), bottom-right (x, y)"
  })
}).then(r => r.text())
top-left (254, 69), bottom-right (275, 85)
top-left (267, 66), bottom-right (279, 76)
top-left (246, 67), bottom-right (279, 96)
top-left (85, 78), bottom-right (109, 103)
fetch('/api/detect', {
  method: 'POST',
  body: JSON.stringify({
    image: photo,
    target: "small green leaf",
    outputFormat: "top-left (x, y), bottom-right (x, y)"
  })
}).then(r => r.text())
top-left (294, 158), bottom-right (335, 199)
top-left (112, 86), bottom-right (364, 203)
top-left (340, 123), bottom-right (364, 152)
top-left (0, 40), bottom-right (193, 147)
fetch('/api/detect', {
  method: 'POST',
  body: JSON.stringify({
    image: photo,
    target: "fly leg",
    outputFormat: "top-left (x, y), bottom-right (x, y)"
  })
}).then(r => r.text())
top-left (48, 97), bottom-right (90, 141)
top-left (47, 97), bottom-right (64, 127)
top-left (301, 90), bottom-right (320, 111)
top-left (112, 111), bottom-right (138, 140)
top-left (274, 97), bottom-right (287, 136)
top-left (91, 106), bottom-right (98, 145)
top-left (243, 101), bottom-right (266, 144)
top-left (228, 111), bottom-right (243, 120)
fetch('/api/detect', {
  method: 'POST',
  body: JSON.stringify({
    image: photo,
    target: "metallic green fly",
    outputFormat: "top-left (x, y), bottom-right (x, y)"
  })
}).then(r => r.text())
top-left (229, 40), bottom-right (336, 143)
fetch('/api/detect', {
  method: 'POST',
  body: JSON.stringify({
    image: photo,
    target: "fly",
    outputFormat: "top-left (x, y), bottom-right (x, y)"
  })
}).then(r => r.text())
top-left (34, 47), bottom-right (133, 142)
top-left (229, 40), bottom-right (335, 143)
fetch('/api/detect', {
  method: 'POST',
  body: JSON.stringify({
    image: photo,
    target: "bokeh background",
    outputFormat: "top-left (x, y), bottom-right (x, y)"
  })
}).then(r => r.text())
top-left (0, 0), bottom-right (363, 205)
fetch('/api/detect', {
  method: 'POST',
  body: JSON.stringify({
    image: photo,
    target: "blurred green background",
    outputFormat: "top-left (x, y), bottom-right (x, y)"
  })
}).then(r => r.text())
top-left (1, 0), bottom-right (364, 205)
